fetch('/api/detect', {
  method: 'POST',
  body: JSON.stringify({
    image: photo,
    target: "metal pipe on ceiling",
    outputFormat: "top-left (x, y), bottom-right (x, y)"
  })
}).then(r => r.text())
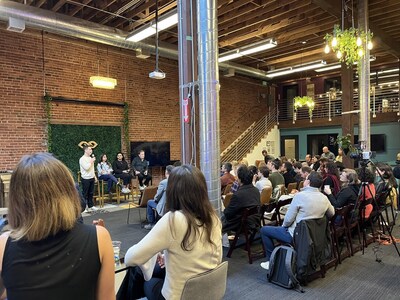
top-left (0, 0), bottom-right (268, 80)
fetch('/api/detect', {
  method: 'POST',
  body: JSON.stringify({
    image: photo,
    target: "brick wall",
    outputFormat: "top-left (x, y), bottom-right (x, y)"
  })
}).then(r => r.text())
top-left (0, 28), bottom-right (269, 170)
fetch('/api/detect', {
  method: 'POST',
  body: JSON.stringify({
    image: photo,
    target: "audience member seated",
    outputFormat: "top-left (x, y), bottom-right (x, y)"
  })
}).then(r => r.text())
top-left (230, 160), bottom-right (239, 177)
top-left (356, 167), bottom-right (375, 218)
top-left (259, 171), bottom-right (334, 270)
top-left (0, 153), bottom-right (115, 300)
top-left (132, 150), bottom-right (152, 190)
top-left (112, 152), bottom-right (133, 190)
top-left (374, 163), bottom-right (398, 210)
top-left (120, 165), bottom-right (222, 300)
top-left (144, 165), bottom-right (174, 230)
top-left (335, 148), bottom-right (343, 163)
top-left (305, 154), bottom-right (312, 166)
top-left (311, 155), bottom-right (321, 171)
top-left (255, 166), bottom-right (272, 193)
top-left (321, 162), bottom-right (341, 197)
top-left (267, 159), bottom-right (285, 189)
top-left (249, 165), bottom-right (259, 186)
top-left (321, 146), bottom-right (335, 161)
top-left (220, 162), bottom-right (236, 194)
top-left (222, 165), bottom-right (260, 233)
top-left (300, 166), bottom-right (312, 180)
top-left (293, 162), bottom-right (303, 184)
top-left (324, 168), bottom-right (360, 208)
top-left (262, 150), bottom-right (274, 164)
top-left (281, 162), bottom-right (296, 188)
top-left (97, 154), bottom-right (126, 196)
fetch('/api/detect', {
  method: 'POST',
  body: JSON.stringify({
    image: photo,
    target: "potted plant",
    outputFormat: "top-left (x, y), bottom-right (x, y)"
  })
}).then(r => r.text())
top-left (335, 134), bottom-right (354, 155)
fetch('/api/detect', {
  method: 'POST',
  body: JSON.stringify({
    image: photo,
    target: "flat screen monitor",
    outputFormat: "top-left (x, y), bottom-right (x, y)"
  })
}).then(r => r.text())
top-left (130, 141), bottom-right (171, 167)
top-left (354, 134), bottom-right (386, 153)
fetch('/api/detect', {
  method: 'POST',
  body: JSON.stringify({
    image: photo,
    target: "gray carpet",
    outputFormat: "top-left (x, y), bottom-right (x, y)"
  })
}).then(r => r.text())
top-left (84, 209), bottom-right (400, 300)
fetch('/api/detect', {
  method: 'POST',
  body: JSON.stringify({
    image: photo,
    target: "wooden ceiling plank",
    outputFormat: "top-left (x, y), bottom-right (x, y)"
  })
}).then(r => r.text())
top-left (36, 0), bottom-right (47, 8)
top-left (99, 0), bottom-right (144, 25)
top-left (219, 4), bottom-right (318, 42)
top-left (219, 0), bottom-right (301, 27)
top-left (312, 0), bottom-right (400, 57)
top-left (84, 0), bottom-right (118, 21)
top-left (120, 1), bottom-right (177, 31)
top-left (219, 10), bottom-right (332, 47)
top-left (69, 0), bottom-right (92, 17)
top-left (52, 0), bottom-right (67, 12)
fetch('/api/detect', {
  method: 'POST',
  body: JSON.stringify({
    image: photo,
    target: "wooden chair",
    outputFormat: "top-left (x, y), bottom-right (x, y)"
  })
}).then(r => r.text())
top-left (223, 193), bottom-right (233, 208)
top-left (223, 183), bottom-right (233, 195)
top-left (260, 202), bottom-right (277, 226)
top-left (287, 182), bottom-right (297, 194)
top-left (280, 184), bottom-right (287, 196)
top-left (330, 206), bottom-right (352, 266)
top-left (298, 181), bottom-right (304, 189)
top-left (226, 206), bottom-right (261, 264)
top-left (275, 198), bottom-right (293, 226)
top-left (260, 186), bottom-right (272, 205)
top-left (127, 185), bottom-right (157, 225)
top-left (181, 261), bottom-right (228, 300)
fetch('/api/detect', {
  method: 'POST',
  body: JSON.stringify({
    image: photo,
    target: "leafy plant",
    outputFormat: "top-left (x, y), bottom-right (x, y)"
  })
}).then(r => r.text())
top-left (335, 134), bottom-right (355, 154)
top-left (293, 96), bottom-right (315, 115)
top-left (324, 24), bottom-right (373, 69)
top-left (44, 93), bottom-right (52, 152)
top-left (123, 102), bottom-right (130, 158)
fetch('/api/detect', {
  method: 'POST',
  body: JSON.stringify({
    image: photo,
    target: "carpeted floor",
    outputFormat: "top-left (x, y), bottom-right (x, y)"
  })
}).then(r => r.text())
top-left (84, 208), bottom-right (400, 300)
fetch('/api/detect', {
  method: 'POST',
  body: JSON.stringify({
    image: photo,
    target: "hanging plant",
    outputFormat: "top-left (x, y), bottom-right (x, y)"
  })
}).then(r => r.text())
top-left (123, 102), bottom-right (130, 158)
top-left (294, 96), bottom-right (315, 113)
top-left (44, 93), bottom-right (53, 152)
top-left (324, 24), bottom-right (373, 69)
top-left (335, 134), bottom-right (355, 155)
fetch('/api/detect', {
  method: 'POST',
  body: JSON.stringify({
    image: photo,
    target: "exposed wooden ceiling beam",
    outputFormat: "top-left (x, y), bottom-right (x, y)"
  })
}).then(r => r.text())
top-left (52, 0), bottom-right (67, 12)
top-left (69, 0), bottom-right (92, 17)
top-left (84, 0), bottom-right (117, 21)
top-left (99, 0), bottom-right (143, 25)
top-left (219, 9), bottom-right (332, 47)
top-left (36, 0), bottom-right (47, 8)
top-left (312, 0), bottom-right (400, 57)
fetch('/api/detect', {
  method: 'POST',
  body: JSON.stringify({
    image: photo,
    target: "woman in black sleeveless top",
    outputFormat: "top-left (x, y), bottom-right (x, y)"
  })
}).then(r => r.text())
top-left (0, 153), bottom-right (115, 300)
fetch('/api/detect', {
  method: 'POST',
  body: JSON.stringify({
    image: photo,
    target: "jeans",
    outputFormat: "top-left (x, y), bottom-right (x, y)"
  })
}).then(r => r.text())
top-left (260, 226), bottom-right (293, 260)
top-left (81, 177), bottom-right (95, 208)
top-left (99, 174), bottom-right (119, 192)
top-left (147, 200), bottom-right (157, 224)
top-left (115, 173), bottom-right (132, 186)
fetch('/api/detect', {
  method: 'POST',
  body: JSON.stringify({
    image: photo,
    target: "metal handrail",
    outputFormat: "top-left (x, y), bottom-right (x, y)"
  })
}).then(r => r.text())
top-left (221, 108), bottom-right (277, 162)
top-left (278, 85), bottom-right (400, 122)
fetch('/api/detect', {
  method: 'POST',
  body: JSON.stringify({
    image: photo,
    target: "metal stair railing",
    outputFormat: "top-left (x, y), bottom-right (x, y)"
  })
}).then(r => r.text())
top-left (221, 108), bottom-right (277, 163)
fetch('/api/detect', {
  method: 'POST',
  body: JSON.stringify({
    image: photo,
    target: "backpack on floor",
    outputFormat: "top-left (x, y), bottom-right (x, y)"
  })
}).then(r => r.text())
top-left (267, 245), bottom-right (304, 293)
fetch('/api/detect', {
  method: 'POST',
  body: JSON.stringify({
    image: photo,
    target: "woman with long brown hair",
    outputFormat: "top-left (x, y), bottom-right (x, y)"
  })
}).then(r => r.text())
top-left (0, 153), bottom-right (115, 300)
top-left (122, 165), bottom-right (222, 300)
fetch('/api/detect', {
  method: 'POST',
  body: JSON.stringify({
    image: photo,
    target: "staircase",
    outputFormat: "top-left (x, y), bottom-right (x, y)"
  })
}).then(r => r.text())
top-left (220, 109), bottom-right (278, 163)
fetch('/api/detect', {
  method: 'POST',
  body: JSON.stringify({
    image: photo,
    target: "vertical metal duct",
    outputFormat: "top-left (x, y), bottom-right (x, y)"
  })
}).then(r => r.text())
top-left (358, 0), bottom-right (371, 151)
top-left (196, 0), bottom-right (221, 210)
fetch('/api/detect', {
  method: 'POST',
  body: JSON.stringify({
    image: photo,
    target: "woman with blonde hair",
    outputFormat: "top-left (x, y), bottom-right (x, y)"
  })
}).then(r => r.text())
top-left (121, 165), bottom-right (222, 300)
top-left (0, 153), bottom-right (115, 300)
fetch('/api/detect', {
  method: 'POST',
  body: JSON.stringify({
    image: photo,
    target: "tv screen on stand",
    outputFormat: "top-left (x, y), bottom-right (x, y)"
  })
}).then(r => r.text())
top-left (130, 141), bottom-right (171, 167)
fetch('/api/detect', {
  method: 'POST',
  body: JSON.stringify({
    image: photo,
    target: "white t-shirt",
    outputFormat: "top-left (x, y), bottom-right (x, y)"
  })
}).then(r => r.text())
top-left (79, 155), bottom-right (95, 179)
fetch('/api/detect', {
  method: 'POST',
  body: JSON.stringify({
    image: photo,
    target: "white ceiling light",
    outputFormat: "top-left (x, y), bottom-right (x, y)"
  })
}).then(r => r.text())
top-left (218, 39), bottom-right (277, 63)
top-left (266, 61), bottom-right (326, 78)
top-left (89, 76), bottom-right (117, 89)
top-left (126, 9), bottom-right (178, 42)
top-left (315, 56), bottom-right (376, 72)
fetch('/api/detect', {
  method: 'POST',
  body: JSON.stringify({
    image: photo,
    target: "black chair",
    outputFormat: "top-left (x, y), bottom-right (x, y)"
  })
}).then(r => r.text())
top-left (226, 206), bottom-right (261, 264)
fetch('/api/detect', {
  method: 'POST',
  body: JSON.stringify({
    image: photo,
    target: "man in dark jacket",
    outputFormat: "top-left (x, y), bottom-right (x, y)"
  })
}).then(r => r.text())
top-left (132, 150), bottom-right (152, 190)
top-left (222, 165), bottom-right (260, 232)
